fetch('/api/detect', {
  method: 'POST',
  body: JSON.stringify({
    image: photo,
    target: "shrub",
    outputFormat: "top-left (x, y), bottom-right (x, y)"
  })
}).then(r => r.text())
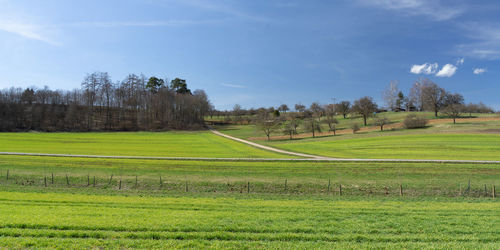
top-left (403, 114), bottom-right (428, 129)
top-left (351, 123), bottom-right (360, 134)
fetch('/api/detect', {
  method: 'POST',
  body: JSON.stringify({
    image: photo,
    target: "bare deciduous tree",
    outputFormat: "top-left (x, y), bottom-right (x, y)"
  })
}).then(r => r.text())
top-left (383, 80), bottom-right (399, 111)
top-left (374, 117), bottom-right (390, 131)
top-left (352, 96), bottom-right (378, 126)
top-left (443, 93), bottom-right (465, 124)
top-left (420, 79), bottom-right (446, 117)
top-left (335, 101), bottom-right (351, 118)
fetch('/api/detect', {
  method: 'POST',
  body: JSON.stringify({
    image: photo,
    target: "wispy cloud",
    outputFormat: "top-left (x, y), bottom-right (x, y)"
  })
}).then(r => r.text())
top-left (456, 58), bottom-right (464, 65)
top-left (410, 63), bottom-right (438, 74)
top-left (220, 83), bottom-right (246, 89)
top-left (172, 0), bottom-right (269, 22)
top-left (358, 0), bottom-right (465, 21)
top-left (69, 20), bottom-right (221, 28)
top-left (0, 20), bottom-right (59, 46)
top-left (435, 64), bottom-right (457, 77)
top-left (456, 23), bottom-right (500, 60)
top-left (473, 68), bottom-right (487, 75)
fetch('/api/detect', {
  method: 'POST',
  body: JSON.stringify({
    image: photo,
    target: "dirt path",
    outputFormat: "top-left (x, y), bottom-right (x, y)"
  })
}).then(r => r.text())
top-left (209, 129), bottom-right (327, 159)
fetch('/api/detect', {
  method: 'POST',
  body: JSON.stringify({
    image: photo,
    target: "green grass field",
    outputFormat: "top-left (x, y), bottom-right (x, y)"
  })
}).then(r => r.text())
top-left (268, 134), bottom-right (500, 160)
top-left (0, 131), bottom-right (289, 158)
top-left (0, 191), bottom-right (498, 249)
top-left (0, 125), bottom-right (499, 248)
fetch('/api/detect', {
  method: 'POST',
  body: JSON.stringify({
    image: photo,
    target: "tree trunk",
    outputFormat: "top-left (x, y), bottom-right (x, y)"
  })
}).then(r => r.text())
top-left (453, 117), bottom-right (456, 124)
top-left (363, 116), bottom-right (367, 126)
top-left (434, 110), bottom-right (438, 117)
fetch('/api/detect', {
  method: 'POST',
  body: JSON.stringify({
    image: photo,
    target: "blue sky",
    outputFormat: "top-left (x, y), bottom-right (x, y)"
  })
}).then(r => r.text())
top-left (0, 0), bottom-right (499, 110)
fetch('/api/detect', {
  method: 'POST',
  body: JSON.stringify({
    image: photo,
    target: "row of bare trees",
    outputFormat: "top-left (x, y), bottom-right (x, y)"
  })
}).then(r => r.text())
top-left (0, 72), bottom-right (211, 131)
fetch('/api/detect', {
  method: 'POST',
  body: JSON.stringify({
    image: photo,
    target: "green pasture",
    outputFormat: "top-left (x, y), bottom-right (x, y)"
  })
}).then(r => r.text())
top-left (268, 134), bottom-right (500, 160)
top-left (0, 155), bottom-right (498, 197)
top-left (0, 191), bottom-right (498, 249)
top-left (0, 131), bottom-right (288, 158)
top-left (214, 112), bottom-right (500, 140)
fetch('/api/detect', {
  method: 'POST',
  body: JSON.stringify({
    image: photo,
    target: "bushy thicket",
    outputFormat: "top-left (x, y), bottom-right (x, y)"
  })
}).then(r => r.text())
top-left (403, 114), bottom-right (428, 129)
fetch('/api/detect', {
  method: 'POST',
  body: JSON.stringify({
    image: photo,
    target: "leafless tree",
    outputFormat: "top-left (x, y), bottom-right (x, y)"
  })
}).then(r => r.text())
top-left (374, 117), bottom-right (390, 131)
top-left (255, 110), bottom-right (281, 140)
top-left (383, 80), bottom-right (399, 111)
top-left (335, 101), bottom-right (351, 118)
top-left (352, 96), bottom-right (378, 126)
top-left (419, 79), bottom-right (446, 117)
top-left (443, 93), bottom-right (465, 124)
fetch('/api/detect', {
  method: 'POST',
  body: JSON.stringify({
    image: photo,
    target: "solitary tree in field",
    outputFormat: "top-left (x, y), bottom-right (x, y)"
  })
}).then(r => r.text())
top-left (324, 104), bottom-right (339, 135)
top-left (443, 93), bottom-right (465, 124)
top-left (304, 116), bottom-right (321, 138)
top-left (282, 117), bottom-right (300, 139)
top-left (335, 101), bottom-right (351, 118)
top-left (255, 110), bottom-right (282, 140)
top-left (420, 79), bottom-right (446, 117)
top-left (375, 117), bottom-right (390, 131)
top-left (352, 97), bottom-right (378, 126)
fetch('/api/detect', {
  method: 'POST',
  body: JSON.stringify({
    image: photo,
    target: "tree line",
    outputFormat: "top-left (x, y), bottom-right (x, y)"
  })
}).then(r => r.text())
top-left (220, 78), bottom-right (494, 140)
top-left (0, 72), bottom-right (212, 131)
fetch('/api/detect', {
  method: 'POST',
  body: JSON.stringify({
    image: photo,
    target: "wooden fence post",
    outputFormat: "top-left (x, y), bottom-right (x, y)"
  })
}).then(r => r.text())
top-left (119, 178), bottom-right (122, 190)
top-left (6, 170), bottom-right (8, 180)
top-left (160, 176), bottom-right (163, 188)
top-left (51, 173), bottom-right (54, 184)
top-left (328, 179), bottom-right (331, 193)
top-left (87, 175), bottom-right (90, 186)
top-left (493, 185), bottom-right (496, 199)
top-left (93, 176), bottom-right (96, 187)
top-left (399, 184), bottom-right (403, 196)
top-left (135, 176), bottom-right (138, 187)
top-left (247, 181), bottom-right (250, 193)
top-left (66, 174), bottom-right (69, 186)
top-left (185, 181), bottom-right (188, 192)
top-left (284, 179), bottom-right (287, 191)
top-left (44, 176), bottom-right (47, 187)
top-left (108, 174), bottom-right (113, 185)
top-left (459, 184), bottom-right (462, 196)
top-left (339, 184), bottom-right (342, 196)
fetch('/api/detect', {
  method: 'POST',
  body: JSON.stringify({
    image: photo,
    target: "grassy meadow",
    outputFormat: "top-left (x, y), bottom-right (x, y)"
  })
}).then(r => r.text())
top-left (215, 112), bottom-right (500, 160)
top-left (0, 131), bottom-right (288, 158)
top-left (0, 191), bottom-right (498, 249)
top-left (0, 116), bottom-right (499, 248)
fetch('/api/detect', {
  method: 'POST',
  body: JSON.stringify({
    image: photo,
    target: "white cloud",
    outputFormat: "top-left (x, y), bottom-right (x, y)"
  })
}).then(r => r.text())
top-left (456, 58), bottom-right (464, 65)
top-left (473, 68), bottom-right (487, 75)
top-left (358, 0), bottom-right (465, 21)
top-left (0, 20), bottom-right (59, 46)
top-left (220, 83), bottom-right (246, 89)
top-left (436, 64), bottom-right (457, 77)
top-left (410, 63), bottom-right (438, 75)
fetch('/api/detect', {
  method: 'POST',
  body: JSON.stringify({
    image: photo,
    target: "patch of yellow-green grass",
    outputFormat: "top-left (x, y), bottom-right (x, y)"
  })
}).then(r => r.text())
top-left (270, 133), bottom-right (500, 160)
top-left (0, 131), bottom-right (290, 158)
top-left (0, 191), bottom-right (498, 249)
